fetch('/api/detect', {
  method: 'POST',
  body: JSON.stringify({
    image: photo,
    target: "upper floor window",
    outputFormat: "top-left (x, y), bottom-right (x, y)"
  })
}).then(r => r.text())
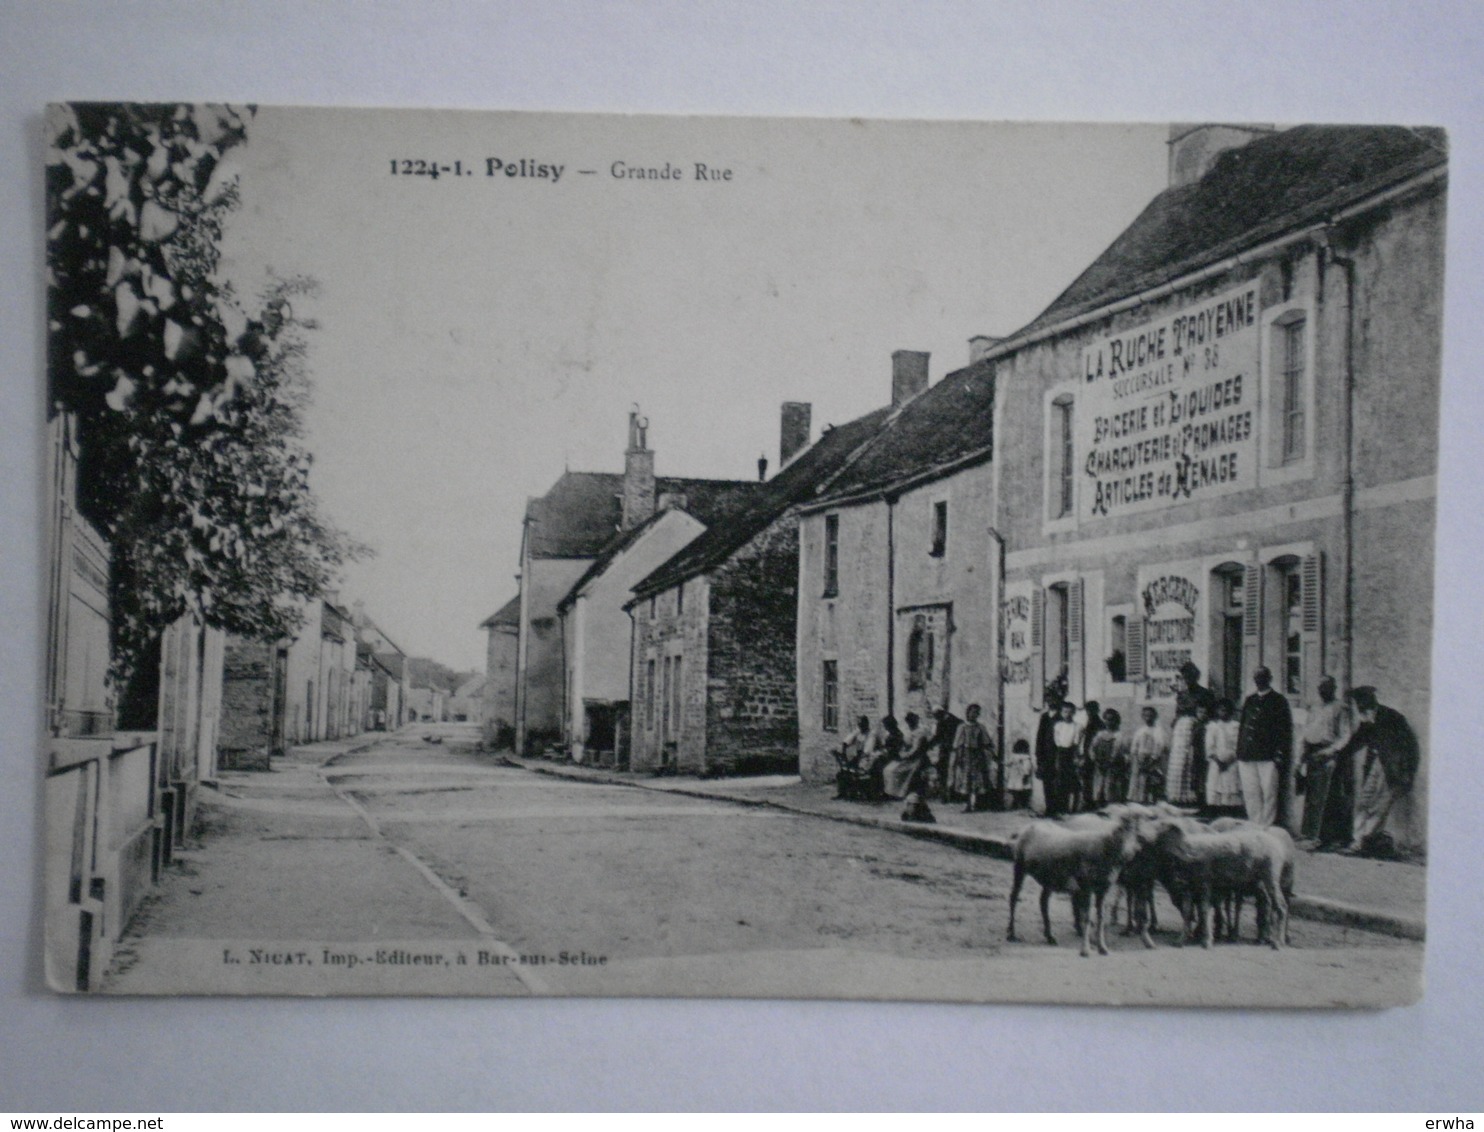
top-left (1051, 394), bottom-right (1075, 520)
top-left (676, 581), bottom-right (684, 616)
top-left (1280, 317), bottom-right (1306, 464)
top-left (930, 500), bottom-right (948, 558)
top-left (823, 513), bottom-right (840, 596)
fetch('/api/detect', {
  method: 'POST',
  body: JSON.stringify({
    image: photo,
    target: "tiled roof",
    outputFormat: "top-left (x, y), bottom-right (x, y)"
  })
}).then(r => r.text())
top-left (1019, 125), bottom-right (1447, 338)
top-left (525, 471), bottom-right (758, 559)
top-left (631, 404), bottom-right (893, 598)
top-left (479, 594), bottom-right (521, 630)
top-left (809, 361), bottom-right (995, 506)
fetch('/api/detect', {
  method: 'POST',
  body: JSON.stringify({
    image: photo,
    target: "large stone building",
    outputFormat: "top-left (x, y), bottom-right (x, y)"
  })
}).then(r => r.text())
top-left (795, 350), bottom-right (1000, 783)
top-left (626, 397), bottom-right (892, 775)
top-left (511, 412), bottom-right (755, 754)
top-left (985, 124), bottom-right (1445, 846)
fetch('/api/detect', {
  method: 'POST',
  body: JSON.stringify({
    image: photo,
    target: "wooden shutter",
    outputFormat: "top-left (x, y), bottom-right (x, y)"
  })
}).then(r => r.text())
top-left (1300, 553), bottom-right (1324, 695)
top-left (1030, 587), bottom-right (1045, 709)
top-left (1242, 562), bottom-right (1263, 684)
top-left (1125, 616), bottom-right (1146, 682)
top-left (1067, 579), bottom-right (1085, 701)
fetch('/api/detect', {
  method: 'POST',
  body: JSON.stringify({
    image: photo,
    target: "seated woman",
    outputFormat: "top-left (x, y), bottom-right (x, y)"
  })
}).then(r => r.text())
top-left (834, 715), bottom-right (873, 801)
top-left (883, 711), bottom-right (930, 801)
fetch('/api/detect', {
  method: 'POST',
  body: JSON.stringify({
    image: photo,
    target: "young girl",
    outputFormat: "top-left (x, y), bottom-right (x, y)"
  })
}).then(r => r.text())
top-left (1203, 698), bottom-right (1243, 816)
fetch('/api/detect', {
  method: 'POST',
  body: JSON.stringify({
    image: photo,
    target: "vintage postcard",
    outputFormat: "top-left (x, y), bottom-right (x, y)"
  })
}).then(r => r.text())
top-left (42, 105), bottom-right (1441, 1003)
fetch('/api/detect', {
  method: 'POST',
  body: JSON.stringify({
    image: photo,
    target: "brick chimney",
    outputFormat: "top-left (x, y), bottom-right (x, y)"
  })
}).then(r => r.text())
top-left (621, 407), bottom-right (655, 530)
top-left (1167, 123), bottom-right (1275, 188)
top-left (780, 401), bottom-right (811, 465)
top-left (892, 350), bottom-right (929, 407)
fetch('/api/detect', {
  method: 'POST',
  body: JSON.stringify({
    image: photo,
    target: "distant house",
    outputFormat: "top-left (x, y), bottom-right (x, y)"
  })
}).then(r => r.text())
top-left (448, 673), bottom-right (488, 723)
top-left (511, 409), bottom-right (755, 754)
top-left (479, 595), bottom-right (520, 747)
top-left (625, 392), bottom-right (894, 775)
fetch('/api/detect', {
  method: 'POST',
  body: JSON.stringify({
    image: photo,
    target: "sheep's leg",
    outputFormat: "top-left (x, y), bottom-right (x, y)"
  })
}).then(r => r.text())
top-left (1200, 887), bottom-right (1215, 950)
top-left (1229, 891), bottom-right (1244, 943)
top-left (1137, 884), bottom-right (1155, 949)
top-left (1265, 874), bottom-right (1288, 951)
top-left (1039, 886), bottom-right (1057, 946)
top-left (1076, 892), bottom-right (1092, 958)
top-left (1094, 889), bottom-right (1109, 956)
top-left (1006, 861), bottom-right (1024, 942)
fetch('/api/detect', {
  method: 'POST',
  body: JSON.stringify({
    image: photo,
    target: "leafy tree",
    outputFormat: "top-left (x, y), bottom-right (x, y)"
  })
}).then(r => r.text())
top-left (46, 103), bottom-right (367, 690)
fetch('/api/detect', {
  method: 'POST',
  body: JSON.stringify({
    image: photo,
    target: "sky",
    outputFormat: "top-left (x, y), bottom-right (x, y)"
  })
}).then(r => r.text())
top-left (219, 109), bottom-right (1171, 669)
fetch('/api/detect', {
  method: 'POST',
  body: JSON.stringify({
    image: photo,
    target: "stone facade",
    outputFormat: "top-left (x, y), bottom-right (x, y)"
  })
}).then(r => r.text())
top-left (993, 168), bottom-right (1443, 846)
top-left (630, 517), bottom-right (807, 775)
top-left (797, 459), bottom-right (1001, 784)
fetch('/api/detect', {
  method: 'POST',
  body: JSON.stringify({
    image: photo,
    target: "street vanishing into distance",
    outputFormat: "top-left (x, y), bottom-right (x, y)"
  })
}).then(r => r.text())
top-left (102, 725), bottom-right (1420, 1005)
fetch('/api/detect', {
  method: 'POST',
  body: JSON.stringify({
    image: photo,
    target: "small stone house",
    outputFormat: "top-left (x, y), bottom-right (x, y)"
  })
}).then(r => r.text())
top-left (625, 397), bottom-right (894, 775)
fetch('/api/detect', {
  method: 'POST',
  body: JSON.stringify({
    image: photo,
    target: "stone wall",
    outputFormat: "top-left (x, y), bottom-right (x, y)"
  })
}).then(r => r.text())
top-left (705, 517), bottom-right (802, 774)
top-left (218, 636), bottom-right (273, 771)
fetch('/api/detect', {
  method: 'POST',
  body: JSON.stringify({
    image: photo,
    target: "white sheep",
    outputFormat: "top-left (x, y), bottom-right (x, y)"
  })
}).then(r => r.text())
top-left (1207, 817), bottom-right (1297, 945)
top-left (1151, 821), bottom-right (1289, 950)
top-left (1006, 810), bottom-right (1144, 957)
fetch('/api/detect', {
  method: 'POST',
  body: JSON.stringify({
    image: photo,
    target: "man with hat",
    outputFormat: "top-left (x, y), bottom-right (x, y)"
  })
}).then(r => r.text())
top-left (1236, 666), bottom-right (1292, 828)
top-left (1299, 674), bottom-right (1349, 847)
top-left (1322, 686), bottom-right (1420, 856)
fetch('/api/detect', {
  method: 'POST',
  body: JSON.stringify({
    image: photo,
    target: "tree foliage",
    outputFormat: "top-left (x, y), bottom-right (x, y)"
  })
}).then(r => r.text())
top-left (46, 103), bottom-right (368, 684)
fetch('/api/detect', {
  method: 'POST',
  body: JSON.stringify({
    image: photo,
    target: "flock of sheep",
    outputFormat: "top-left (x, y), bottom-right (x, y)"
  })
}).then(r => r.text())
top-left (1006, 803), bottom-right (1294, 958)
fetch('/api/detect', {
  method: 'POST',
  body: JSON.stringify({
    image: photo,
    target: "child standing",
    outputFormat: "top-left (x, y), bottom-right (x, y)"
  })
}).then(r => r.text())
top-left (1203, 697), bottom-right (1244, 816)
top-left (1128, 705), bottom-right (1170, 804)
top-left (1089, 707), bottom-right (1124, 808)
top-left (1005, 738), bottom-right (1034, 810)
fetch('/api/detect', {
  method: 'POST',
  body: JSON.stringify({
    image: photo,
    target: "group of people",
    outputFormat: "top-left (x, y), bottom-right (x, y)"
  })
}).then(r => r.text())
top-left (833, 703), bottom-right (995, 822)
top-left (1022, 663), bottom-right (1420, 857)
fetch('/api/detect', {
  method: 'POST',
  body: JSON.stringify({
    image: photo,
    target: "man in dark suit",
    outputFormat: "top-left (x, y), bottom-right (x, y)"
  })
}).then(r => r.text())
top-left (1325, 686), bottom-right (1420, 857)
top-left (1236, 666), bottom-right (1292, 827)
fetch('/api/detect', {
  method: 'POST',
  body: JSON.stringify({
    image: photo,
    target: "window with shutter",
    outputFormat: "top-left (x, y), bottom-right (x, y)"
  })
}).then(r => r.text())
top-left (1300, 553), bottom-right (1323, 695)
top-left (1125, 616), bottom-right (1146, 681)
top-left (1241, 562), bottom-right (1262, 686)
top-left (1030, 587), bottom-right (1045, 708)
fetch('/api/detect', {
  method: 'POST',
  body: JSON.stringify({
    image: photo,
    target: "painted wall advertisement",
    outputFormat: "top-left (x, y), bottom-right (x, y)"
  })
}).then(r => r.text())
top-left (1136, 559), bottom-right (1209, 702)
top-left (1000, 584), bottom-right (1033, 685)
top-left (1078, 282), bottom-right (1260, 522)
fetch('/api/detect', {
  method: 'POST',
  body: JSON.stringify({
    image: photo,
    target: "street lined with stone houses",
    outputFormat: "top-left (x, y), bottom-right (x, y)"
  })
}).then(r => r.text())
top-left (46, 116), bottom-right (1444, 1003)
top-left (104, 726), bottom-right (1422, 1004)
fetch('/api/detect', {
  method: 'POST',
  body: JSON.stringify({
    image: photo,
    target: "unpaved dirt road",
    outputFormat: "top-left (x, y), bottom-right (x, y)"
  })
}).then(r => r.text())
top-left (106, 727), bottom-right (1421, 1005)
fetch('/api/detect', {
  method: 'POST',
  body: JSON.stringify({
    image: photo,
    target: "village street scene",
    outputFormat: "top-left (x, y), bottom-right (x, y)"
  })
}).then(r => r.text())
top-left (41, 106), bottom-right (1443, 1005)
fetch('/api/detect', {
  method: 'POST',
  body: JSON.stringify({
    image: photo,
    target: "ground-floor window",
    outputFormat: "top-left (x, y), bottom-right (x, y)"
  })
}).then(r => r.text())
top-left (822, 659), bottom-right (839, 731)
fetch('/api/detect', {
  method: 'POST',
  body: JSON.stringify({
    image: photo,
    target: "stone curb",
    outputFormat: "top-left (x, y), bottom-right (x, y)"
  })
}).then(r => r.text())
top-left (508, 755), bottom-right (1426, 942)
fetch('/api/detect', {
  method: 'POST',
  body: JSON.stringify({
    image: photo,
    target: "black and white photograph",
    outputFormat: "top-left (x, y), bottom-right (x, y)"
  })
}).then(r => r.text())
top-left (39, 104), bottom-right (1443, 1006)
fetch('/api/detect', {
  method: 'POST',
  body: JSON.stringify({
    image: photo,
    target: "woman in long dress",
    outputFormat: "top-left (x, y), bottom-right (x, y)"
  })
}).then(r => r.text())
top-left (1165, 701), bottom-right (1210, 806)
top-left (950, 703), bottom-right (993, 813)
